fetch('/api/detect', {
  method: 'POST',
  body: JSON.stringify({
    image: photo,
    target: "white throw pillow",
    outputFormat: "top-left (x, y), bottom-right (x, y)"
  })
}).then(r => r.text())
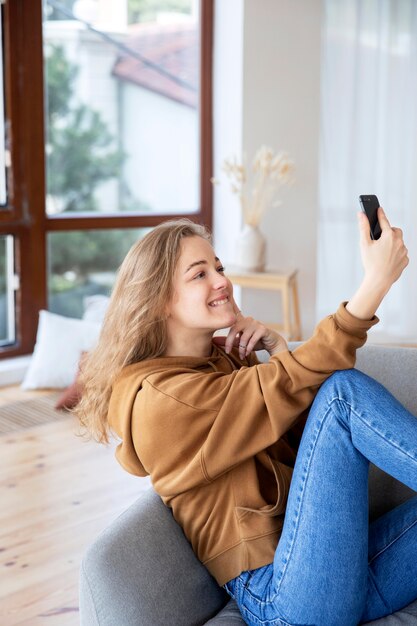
top-left (21, 310), bottom-right (101, 390)
top-left (82, 295), bottom-right (110, 324)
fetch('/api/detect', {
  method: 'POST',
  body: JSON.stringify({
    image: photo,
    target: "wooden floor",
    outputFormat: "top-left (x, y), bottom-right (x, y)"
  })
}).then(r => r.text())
top-left (0, 386), bottom-right (150, 626)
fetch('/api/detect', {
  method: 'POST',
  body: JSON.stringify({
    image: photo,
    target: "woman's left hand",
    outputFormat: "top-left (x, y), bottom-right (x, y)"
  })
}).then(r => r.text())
top-left (213, 300), bottom-right (288, 358)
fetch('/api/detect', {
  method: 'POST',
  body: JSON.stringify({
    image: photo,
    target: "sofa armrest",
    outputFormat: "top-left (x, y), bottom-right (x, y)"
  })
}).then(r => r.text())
top-left (80, 489), bottom-right (228, 626)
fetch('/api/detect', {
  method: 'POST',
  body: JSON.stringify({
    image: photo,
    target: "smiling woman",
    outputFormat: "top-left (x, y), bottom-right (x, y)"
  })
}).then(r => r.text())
top-left (164, 236), bottom-right (236, 358)
top-left (76, 213), bottom-right (417, 625)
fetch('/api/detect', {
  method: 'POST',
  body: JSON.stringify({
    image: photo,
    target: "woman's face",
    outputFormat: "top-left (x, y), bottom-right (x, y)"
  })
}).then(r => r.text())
top-left (165, 236), bottom-right (237, 339)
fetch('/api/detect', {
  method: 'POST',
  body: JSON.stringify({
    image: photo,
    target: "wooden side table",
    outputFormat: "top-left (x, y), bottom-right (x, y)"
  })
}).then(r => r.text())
top-left (226, 268), bottom-right (302, 341)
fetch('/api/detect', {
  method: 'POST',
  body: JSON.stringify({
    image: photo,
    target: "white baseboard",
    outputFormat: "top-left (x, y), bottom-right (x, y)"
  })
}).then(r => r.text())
top-left (0, 355), bottom-right (31, 387)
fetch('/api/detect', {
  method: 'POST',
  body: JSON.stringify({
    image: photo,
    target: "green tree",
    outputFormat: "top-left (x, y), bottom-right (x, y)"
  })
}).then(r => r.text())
top-left (49, 230), bottom-right (141, 277)
top-left (45, 44), bottom-right (123, 213)
top-left (48, 229), bottom-right (145, 318)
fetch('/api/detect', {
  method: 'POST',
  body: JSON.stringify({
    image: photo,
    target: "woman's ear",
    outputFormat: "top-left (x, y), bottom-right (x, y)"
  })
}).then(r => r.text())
top-left (164, 289), bottom-right (177, 319)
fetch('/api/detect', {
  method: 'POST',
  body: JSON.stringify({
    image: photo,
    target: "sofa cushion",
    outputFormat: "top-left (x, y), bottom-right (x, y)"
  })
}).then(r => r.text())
top-left (205, 599), bottom-right (245, 624)
top-left (355, 345), bottom-right (417, 416)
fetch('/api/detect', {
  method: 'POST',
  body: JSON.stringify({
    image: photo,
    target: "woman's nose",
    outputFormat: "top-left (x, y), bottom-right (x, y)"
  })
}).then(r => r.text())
top-left (212, 272), bottom-right (228, 289)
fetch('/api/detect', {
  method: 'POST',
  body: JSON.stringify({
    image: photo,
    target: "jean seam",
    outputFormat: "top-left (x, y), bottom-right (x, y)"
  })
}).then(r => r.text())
top-left (270, 402), bottom-right (335, 603)
top-left (237, 576), bottom-right (280, 625)
top-left (348, 404), bottom-right (417, 464)
top-left (367, 566), bottom-right (393, 614)
top-left (268, 394), bottom-right (358, 611)
top-left (325, 394), bottom-right (417, 466)
top-left (368, 517), bottom-right (417, 564)
top-left (242, 569), bottom-right (272, 605)
top-left (239, 602), bottom-right (301, 626)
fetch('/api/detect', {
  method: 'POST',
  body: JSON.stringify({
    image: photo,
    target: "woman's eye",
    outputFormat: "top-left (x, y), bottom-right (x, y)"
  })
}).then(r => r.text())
top-left (193, 266), bottom-right (225, 280)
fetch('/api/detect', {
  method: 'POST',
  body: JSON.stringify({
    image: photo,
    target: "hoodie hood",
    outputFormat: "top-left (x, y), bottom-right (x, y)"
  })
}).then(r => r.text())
top-left (107, 343), bottom-right (244, 477)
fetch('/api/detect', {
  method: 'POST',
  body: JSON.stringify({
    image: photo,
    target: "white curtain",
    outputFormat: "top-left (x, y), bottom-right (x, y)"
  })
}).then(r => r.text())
top-left (318, 0), bottom-right (417, 342)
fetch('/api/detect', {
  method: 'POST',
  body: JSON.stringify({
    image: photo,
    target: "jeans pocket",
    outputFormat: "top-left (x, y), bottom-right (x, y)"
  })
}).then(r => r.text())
top-left (224, 570), bottom-right (255, 603)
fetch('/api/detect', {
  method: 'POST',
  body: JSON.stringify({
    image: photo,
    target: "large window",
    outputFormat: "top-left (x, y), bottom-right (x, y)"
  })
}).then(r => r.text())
top-left (0, 0), bottom-right (213, 357)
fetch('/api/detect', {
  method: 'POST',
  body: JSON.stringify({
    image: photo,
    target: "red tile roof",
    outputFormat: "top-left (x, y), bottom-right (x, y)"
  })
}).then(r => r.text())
top-left (112, 22), bottom-right (198, 108)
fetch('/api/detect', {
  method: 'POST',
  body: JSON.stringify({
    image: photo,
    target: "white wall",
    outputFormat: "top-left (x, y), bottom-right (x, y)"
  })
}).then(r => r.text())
top-left (213, 0), bottom-right (322, 337)
top-left (212, 0), bottom-right (244, 256)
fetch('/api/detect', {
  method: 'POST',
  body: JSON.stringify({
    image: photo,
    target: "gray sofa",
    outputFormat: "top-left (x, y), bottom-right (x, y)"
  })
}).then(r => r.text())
top-left (80, 344), bottom-right (417, 625)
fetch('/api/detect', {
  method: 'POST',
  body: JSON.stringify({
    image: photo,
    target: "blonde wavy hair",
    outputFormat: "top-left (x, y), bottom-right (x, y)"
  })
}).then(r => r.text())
top-left (76, 218), bottom-right (211, 443)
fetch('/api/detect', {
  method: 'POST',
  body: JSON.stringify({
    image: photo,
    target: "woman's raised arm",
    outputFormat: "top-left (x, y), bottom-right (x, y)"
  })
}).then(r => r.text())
top-left (346, 207), bottom-right (408, 320)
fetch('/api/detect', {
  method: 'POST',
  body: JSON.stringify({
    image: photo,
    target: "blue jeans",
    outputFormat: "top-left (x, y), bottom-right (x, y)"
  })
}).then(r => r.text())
top-left (224, 370), bottom-right (417, 626)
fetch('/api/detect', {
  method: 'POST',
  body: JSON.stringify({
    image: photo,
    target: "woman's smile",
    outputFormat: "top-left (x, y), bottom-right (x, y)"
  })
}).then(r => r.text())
top-left (208, 295), bottom-right (230, 307)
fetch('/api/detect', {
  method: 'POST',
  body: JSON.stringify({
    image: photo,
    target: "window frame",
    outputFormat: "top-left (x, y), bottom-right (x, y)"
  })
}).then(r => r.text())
top-left (0, 0), bottom-right (213, 358)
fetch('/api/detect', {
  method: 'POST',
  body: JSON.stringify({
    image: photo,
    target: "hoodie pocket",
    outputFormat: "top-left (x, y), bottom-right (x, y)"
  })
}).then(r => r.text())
top-left (235, 455), bottom-right (293, 521)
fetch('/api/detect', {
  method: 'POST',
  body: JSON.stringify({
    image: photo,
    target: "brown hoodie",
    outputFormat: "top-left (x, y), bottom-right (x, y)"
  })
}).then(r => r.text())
top-left (108, 303), bottom-right (378, 586)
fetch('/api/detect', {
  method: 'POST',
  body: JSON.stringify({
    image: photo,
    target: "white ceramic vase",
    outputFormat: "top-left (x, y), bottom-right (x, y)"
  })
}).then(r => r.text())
top-left (234, 224), bottom-right (266, 272)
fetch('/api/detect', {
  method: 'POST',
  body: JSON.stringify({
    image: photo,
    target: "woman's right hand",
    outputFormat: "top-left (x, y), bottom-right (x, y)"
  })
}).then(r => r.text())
top-left (214, 308), bottom-right (288, 358)
top-left (360, 207), bottom-right (408, 289)
top-left (346, 207), bottom-right (409, 320)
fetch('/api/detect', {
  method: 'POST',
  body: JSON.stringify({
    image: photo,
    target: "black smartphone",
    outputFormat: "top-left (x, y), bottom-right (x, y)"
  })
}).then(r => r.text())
top-left (359, 195), bottom-right (382, 240)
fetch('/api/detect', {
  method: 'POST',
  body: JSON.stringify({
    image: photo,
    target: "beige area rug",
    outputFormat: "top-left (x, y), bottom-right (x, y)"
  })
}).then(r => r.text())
top-left (0, 393), bottom-right (69, 434)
